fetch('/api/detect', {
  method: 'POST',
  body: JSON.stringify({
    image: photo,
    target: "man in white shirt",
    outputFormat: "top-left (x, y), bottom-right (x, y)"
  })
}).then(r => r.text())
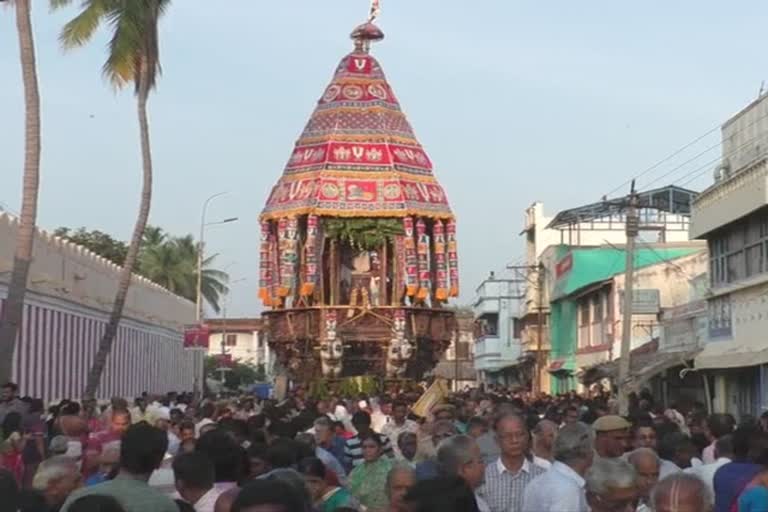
top-left (479, 414), bottom-right (546, 512)
top-left (684, 434), bottom-right (733, 497)
top-left (629, 419), bottom-right (680, 478)
top-left (437, 434), bottom-right (490, 512)
top-left (382, 401), bottom-right (419, 458)
top-left (522, 422), bottom-right (593, 512)
top-left (370, 398), bottom-right (392, 434)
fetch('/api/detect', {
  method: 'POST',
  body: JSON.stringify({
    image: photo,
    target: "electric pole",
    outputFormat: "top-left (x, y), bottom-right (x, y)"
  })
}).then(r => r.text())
top-left (618, 180), bottom-right (639, 416)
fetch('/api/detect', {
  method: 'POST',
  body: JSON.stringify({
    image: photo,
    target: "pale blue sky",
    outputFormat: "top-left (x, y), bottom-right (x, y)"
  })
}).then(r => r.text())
top-left (1, 1), bottom-right (766, 317)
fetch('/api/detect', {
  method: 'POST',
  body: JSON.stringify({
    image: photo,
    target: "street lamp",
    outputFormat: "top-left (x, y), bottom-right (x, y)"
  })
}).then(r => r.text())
top-left (197, 192), bottom-right (238, 322)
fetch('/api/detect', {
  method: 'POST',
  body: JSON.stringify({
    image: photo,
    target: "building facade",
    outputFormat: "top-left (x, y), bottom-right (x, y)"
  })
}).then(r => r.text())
top-left (206, 318), bottom-right (271, 375)
top-left (433, 309), bottom-right (477, 390)
top-left (472, 274), bottom-right (522, 386)
top-left (691, 93), bottom-right (768, 418)
top-left (547, 244), bottom-right (706, 394)
top-left (518, 193), bottom-right (697, 394)
top-left (0, 214), bottom-right (202, 402)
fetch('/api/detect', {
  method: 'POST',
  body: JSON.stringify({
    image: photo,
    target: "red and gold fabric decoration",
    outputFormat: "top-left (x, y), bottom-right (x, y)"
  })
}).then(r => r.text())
top-left (278, 218), bottom-right (299, 298)
top-left (301, 214), bottom-right (319, 297)
top-left (394, 235), bottom-right (406, 302)
top-left (269, 231), bottom-right (279, 307)
top-left (259, 221), bottom-right (272, 306)
top-left (447, 219), bottom-right (459, 297)
top-left (416, 219), bottom-right (431, 301)
top-left (403, 217), bottom-right (418, 297)
top-left (433, 220), bottom-right (449, 301)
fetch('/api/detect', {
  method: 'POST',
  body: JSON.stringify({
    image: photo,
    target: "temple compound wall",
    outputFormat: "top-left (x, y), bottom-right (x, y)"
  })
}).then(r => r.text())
top-left (0, 213), bottom-right (202, 402)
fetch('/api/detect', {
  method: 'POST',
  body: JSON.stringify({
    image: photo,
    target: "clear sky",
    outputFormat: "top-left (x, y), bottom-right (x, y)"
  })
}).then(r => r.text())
top-left (1, 1), bottom-right (767, 317)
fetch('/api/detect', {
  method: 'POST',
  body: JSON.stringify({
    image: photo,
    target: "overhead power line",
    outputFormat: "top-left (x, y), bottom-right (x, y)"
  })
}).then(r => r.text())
top-left (606, 107), bottom-right (768, 198)
top-left (604, 123), bottom-right (721, 198)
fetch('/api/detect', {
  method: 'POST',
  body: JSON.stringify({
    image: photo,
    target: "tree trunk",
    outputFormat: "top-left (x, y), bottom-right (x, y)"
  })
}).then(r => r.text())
top-left (83, 67), bottom-right (153, 399)
top-left (0, 0), bottom-right (42, 385)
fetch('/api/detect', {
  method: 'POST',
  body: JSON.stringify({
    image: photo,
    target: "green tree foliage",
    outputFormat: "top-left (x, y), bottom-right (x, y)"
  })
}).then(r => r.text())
top-left (55, 225), bottom-right (229, 312)
top-left (54, 227), bottom-right (129, 265)
top-left (323, 218), bottom-right (404, 251)
top-left (205, 355), bottom-right (258, 390)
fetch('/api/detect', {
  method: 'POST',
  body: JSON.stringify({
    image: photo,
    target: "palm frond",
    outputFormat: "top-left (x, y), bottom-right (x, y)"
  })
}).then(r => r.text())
top-left (49, 0), bottom-right (74, 10)
top-left (102, 2), bottom-right (143, 89)
top-left (59, 0), bottom-right (108, 49)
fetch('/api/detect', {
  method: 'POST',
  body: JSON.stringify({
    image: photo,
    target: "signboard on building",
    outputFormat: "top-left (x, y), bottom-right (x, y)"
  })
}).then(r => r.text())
top-left (620, 289), bottom-right (661, 315)
top-left (555, 253), bottom-right (573, 279)
top-left (184, 325), bottom-right (210, 348)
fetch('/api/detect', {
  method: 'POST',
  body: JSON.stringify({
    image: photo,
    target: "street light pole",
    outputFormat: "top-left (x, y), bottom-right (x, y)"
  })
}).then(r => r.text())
top-left (197, 192), bottom-right (237, 322)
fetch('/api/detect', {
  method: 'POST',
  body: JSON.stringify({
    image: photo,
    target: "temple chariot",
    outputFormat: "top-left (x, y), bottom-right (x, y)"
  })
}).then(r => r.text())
top-left (259, 7), bottom-right (460, 383)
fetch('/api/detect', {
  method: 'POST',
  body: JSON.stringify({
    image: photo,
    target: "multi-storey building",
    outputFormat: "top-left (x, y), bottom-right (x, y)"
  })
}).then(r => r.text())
top-left (206, 318), bottom-right (271, 377)
top-left (472, 273), bottom-right (523, 386)
top-left (519, 189), bottom-right (696, 393)
top-left (691, 93), bottom-right (768, 417)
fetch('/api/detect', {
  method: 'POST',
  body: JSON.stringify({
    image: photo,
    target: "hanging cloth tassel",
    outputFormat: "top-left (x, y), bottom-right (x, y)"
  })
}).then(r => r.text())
top-left (447, 219), bottom-right (460, 297)
top-left (259, 221), bottom-right (272, 305)
top-left (394, 235), bottom-right (406, 302)
top-left (301, 214), bottom-right (319, 297)
top-left (403, 217), bottom-right (418, 297)
top-left (278, 218), bottom-right (299, 298)
top-left (433, 220), bottom-right (449, 301)
top-left (268, 232), bottom-right (279, 307)
top-left (416, 219), bottom-right (431, 301)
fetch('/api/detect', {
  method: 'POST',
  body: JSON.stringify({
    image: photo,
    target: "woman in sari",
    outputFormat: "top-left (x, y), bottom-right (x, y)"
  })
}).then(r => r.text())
top-left (299, 456), bottom-right (359, 512)
top-left (349, 432), bottom-right (393, 511)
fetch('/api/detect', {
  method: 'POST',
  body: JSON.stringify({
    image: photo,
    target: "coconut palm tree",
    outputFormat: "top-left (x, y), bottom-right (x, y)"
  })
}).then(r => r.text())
top-left (53, 0), bottom-right (172, 399)
top-left (0, 0), bottom-right (42, 384)
top-left (139, 234), bottom-right (229, 312)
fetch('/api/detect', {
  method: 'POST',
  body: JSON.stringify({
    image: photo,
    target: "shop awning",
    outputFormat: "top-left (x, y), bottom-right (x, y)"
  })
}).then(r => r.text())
top-left (695, 341), bottom-right (768, 370)
top-left (624, 349), bottom-right (701, 392)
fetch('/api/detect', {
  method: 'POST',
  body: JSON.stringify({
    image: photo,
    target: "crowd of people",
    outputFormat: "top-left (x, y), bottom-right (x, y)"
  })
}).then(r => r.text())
top-left (2, 380), bottom-right (768, 512)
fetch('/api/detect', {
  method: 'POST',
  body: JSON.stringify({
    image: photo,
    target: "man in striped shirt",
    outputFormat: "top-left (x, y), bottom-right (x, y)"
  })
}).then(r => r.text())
top-left (343, 410), bottom-right (394, 471)
top-left (478, 413), bottom-right (545, 512)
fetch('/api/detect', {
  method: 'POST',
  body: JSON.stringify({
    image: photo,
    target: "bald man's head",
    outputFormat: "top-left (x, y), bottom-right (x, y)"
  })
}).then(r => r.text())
top-left (651, 474), bottom-right (712, 512)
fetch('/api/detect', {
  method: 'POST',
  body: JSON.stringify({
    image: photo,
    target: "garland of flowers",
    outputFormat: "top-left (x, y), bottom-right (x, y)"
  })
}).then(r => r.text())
top-left (259, 221), bottom-right (272, 306)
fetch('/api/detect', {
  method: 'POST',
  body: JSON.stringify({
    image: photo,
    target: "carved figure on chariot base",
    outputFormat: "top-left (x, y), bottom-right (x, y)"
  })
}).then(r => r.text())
top-left (320, 339), bottom-right (344, 378)
top-left (386, 336), bottom-right (413, 378)
top-left (386, 312), bottom-right (412, 378)
top-left (320, 311), bottom-right (343, 377)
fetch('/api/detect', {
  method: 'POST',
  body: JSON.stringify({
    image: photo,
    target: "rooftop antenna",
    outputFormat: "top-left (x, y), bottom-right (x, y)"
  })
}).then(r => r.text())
top-left (760, 80), bottom-right (766, 97)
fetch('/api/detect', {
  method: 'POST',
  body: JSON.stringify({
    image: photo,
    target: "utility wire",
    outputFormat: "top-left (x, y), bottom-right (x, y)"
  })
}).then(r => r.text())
top-left (607, 108), bottom-right (768, 198)
top-left (639, 140), bottom-right (721, 191)
top-left (604, 123), bottom-right (721, 198)
top-left (666, 128), bottom-right (768, 190)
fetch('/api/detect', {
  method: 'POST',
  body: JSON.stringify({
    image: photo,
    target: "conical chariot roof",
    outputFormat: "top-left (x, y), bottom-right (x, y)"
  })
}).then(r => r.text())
top-left (261, 22), bottom-right (453, 221)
